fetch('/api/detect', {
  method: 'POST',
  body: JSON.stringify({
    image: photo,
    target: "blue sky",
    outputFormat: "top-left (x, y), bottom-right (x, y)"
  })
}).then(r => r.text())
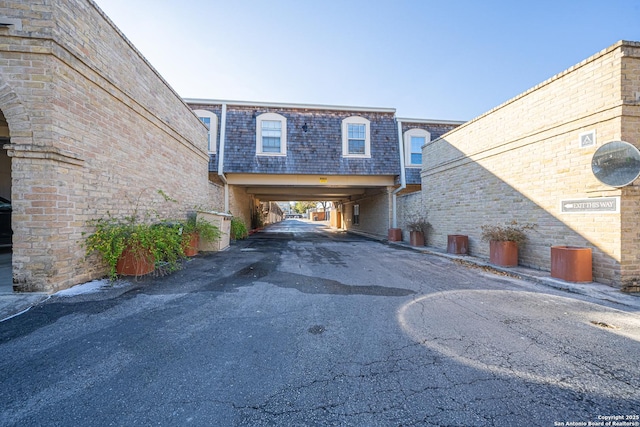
top-left (95, 0), bottom-right (640, 121)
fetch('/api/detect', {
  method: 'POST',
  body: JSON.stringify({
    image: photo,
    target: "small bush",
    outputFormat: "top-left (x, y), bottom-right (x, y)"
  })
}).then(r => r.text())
top-left (480, 221), bottom-right (535, 245)
top-left (181, 216), bottom-right (222, 242)
top-left (230, 217), bottom-right (248, 240)
top-left (406, 216), bottom-right (430, 233)
top-left (84, 217), bottom-right (185, 281)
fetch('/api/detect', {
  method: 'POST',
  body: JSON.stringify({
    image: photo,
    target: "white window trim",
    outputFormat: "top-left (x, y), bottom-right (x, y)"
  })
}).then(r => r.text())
top-left (342, 116), bottom-right (371, 158)
top-left (256, 112), bottom-right (287, 156)
top-left (193, 109), bottom-right (218, 154)
top-left (404, 128), bottom-right (431, 167)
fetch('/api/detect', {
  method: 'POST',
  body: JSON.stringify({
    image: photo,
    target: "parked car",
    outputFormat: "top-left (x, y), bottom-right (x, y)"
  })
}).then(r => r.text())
top-left (0, 196), bottom-right (11, 247)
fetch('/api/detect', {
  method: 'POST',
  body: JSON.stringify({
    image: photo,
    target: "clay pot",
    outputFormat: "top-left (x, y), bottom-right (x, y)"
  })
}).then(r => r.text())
top-left (489, 240), bottom-right (518, 267)
top-left (183, 233), bottom-right (199, 257)
top-left (388, 228), bottom-right (402, 242)
top-left (447, 235), bottom-right (468, 254)
top-left (116, 246), bottom-right (155, 276)
top-left (410, 231), bottom-right (425, 246)
top-left (551, 246), bottom-right (592, 282)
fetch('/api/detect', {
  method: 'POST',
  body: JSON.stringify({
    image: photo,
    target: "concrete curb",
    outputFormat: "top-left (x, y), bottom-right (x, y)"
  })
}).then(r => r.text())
top-left (0, 293), bottom-right (50, 322)
top-left (387, 240), bottom-right (640, 309)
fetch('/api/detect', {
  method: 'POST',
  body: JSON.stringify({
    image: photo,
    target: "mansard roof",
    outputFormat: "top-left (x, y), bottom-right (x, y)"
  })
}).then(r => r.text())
top-left (186, 99), bottom-right (464, 181)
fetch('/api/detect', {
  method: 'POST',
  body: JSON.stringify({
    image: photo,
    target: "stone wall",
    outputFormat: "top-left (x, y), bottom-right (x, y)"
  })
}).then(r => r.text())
top-left (207, 181), bottom-right (225, 214)
top-left (422, 41), bottom-right (640, 286)
top-left (229, 185), bottom-right (253, 230)
top-left (0, 0), bottom-right (219, 291)
top-left (397, 192), bottom-right (426, 244)
top-left (619, 43), bottom-right (640, 286)
top-left (0, 113), bottom-right (8, 199)
top-left (343, 189), bottom-right (391, 239)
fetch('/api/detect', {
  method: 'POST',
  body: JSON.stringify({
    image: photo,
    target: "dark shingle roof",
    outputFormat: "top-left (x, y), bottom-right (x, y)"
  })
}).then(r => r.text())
top-left (190, 102), bottom-right (462, 180)
top-left (221, 106), bottom-right (399, 175)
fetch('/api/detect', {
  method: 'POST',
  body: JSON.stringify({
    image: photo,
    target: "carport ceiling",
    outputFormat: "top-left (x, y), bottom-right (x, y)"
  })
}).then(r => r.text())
top-left (226, 173), bottom-right (397, 202)
top-left (244, 186), bottom-right (366, 201)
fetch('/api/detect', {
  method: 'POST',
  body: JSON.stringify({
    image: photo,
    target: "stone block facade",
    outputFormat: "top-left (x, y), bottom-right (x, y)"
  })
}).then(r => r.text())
top-left (229, 185), bottom-right (253, 229)
top-left (0, 0), bottom-right (219, 292)
top-left (342, 189), bottom-right (392, 239)
top-left (397, 192), bottom-right (426, 244)
top-left (422, 41), bottom-right (640, 287)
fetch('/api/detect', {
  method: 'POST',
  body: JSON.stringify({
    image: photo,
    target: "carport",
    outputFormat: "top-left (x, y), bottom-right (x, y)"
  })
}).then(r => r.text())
top-left (225, 172), bottom-right (398, 234)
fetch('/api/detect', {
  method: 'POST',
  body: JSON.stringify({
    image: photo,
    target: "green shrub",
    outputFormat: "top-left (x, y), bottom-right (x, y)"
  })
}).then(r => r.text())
top-left (84, 217), bottom-right (185, 281)
top-left (251, 206), bottom-right (264, 229)
top-left (230, 217), bottom-right (248, 240)
top-left (181, 216), bottom-right (222, 243)
top-left (84, 189), bottom-right (226, 280)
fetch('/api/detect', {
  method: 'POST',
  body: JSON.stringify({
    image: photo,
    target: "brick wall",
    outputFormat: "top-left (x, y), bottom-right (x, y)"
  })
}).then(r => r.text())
top-left (207, 181), bottom-right (225, 213)
top-left (397, 192), bottom-right (426, 244)
top-left (229, 185), bottom-right (253, 229)
top-left (422, 41), bottom-right (640, 286)
top-left (343, 189), bottom-right (391, 239)
top-left (619, 43), bottom-right (640, 286)
top-left (1, 0), bottom-right (220, 291)
top-left (0, 152), bottom-right (9, 200)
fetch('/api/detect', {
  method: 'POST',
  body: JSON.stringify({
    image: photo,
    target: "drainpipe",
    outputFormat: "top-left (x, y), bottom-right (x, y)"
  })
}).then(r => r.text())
top-left (218, 103), bottom-right (229, 213)
top-left (391, 119), bottom-right (406, 228)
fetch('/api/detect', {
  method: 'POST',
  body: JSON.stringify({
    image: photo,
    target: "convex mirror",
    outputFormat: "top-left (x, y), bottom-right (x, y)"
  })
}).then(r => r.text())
top-left (591, 140), bottom-right (640, 187)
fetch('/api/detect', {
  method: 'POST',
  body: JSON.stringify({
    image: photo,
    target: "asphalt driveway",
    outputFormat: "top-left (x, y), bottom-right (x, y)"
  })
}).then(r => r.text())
top-left (1, 220), bottom-right (639, 426)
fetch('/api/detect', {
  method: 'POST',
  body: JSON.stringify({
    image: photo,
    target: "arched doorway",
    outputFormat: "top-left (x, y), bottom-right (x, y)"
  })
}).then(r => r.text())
top-left (0, 110), bottom-right (12, 293)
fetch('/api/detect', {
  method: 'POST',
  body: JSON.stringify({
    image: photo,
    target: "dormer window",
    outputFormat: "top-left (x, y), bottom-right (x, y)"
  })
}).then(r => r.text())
top-left (404, 128), bottom-right (431, 167)
top-left (342, 116), bottom-right (371, 158)
top-left (256, 112), bottom-right (287, 156)
top-left (193, 109), bottom-right (217, 153)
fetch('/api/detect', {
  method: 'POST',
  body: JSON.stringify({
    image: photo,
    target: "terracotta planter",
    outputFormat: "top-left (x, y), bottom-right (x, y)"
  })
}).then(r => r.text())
top-left (447, 235), bottom-right (468, 254)
top-left (551, 246), bottom-right (592, 282)
top-left (116, 246), bottom-right (155, 276)
top-left (388, 228), bottom-right (402, 242)
top-left (489, 240), bottom-right (518, 267)
top-left (183, 233), bottom-right (199, 257)
top-left (410, 231), bottom-right (425, 246)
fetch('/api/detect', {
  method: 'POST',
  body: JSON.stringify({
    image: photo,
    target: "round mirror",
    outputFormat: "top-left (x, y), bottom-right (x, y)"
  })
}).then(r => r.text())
top-left (591, 140), bottom-right (640, 187)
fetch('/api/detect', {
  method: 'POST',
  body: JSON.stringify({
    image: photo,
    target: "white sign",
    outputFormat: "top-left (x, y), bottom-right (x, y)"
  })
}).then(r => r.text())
top-left (560, 197), bottom-right (619, 214)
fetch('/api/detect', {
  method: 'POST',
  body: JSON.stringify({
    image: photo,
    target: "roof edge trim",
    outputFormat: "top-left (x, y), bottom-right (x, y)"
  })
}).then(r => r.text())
top-left (183, 98), bottom-right (396, 113)
top-left (397, 117), bottom-right (467, 125)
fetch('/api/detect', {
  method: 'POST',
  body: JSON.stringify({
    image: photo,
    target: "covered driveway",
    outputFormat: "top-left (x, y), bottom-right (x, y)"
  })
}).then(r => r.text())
top-left (2, 220), bottom-right (638, 425)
